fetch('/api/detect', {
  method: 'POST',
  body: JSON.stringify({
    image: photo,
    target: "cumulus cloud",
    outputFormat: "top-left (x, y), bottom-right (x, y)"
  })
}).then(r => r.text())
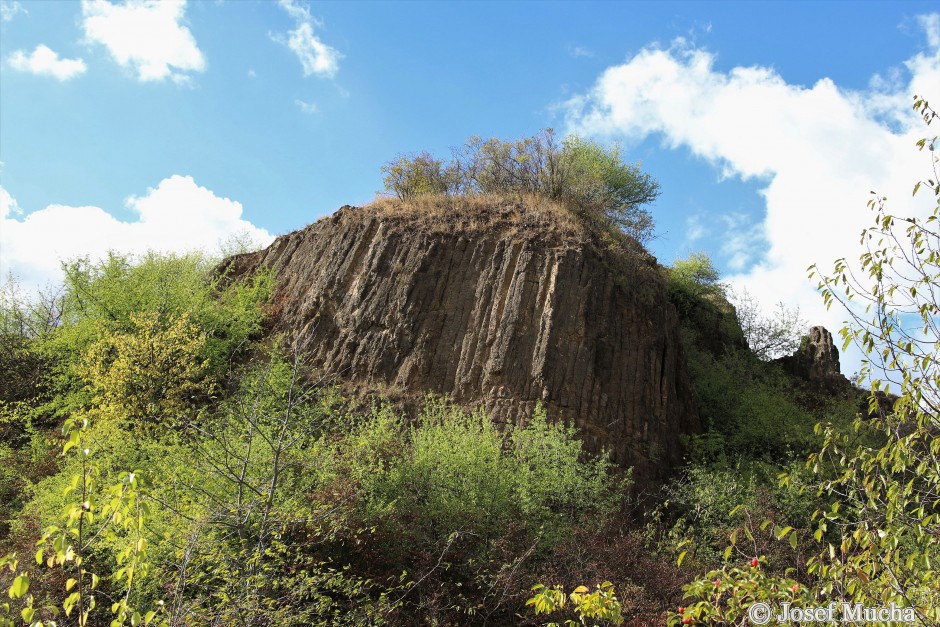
top-left (274, 0), bottom-right (341, 78)
top-left (0, 176), bottom-right (273, 289)
top-left (81, 0), bottom-right (205, 82)
top-left (564, 15), bottom-right (940, 374)
top-left (8, 45), bottom-right (87, 80)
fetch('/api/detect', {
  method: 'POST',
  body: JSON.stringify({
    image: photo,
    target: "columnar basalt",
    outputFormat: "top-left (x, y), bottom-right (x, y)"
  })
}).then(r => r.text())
top-left (226, 203), bottom-right (700, 479)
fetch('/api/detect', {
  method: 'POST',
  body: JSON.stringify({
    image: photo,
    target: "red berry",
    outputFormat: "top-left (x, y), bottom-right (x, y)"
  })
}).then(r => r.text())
top-left (678, 607), bottom-right (684, 614)
top-left (713, 579), bottom-right (721, 587)
top-left (791, 583), bottom-right (799, 593)
top-left (682, 619), bottom-right (693, 625)
top-left (750, 558), bottom-right (759, 567)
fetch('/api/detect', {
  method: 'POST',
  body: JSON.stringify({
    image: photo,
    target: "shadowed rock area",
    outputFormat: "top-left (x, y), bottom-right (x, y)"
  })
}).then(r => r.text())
top-left (225, 200), bottom-right (700, 480)
top-left (777, 325), bottom-right (851, 388)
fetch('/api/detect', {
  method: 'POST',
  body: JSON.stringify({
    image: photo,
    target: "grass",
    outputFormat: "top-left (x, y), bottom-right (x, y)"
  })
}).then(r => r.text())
top-left (362, 192), bottom-right (589, 241)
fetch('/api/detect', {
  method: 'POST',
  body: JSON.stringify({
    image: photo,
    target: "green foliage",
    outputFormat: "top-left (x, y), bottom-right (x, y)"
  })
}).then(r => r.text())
top-left (80, 310), bottom-right (211, 429)
top-left (527, 581), bottom-right (624, 626)
top-left (671, 95), bottom-right (940, 625)
top-left (559, 135), bottom-right (658, 240)
top-left (151, 352), bottom-right (390, 625)
top-left (328, 400), bottom-right (625, 621)
top-left (667, 252), bottom-right (723, 305)
top-left (651, 458), bottom-right (819, 581)
top-left (799, 95), bottom-right (940, 620)
top-left (671, 253), bottom-right (856, 463)
top-left (801, 415), bottom-right (940, 619)
top-left (381, 151), bottom-right (454, 199)
top-left (666, 556), bottom-right (808, 626)
top-left (353, 400), bottom-right (621, 548)
top-left (683, 346), bottom-right (828, 461)
top-left (0, 278), bottom-right (61, 407)
top-left (38, 251), bottom-right (272, 424)
top-left (375, 402), bottom-right (516, 539)
top-left (510, 408), bottom-right (622, 533)
top-left (1, 412), bottom-right (167, 627)
top-left (381, 129), bottom-right (660, 243)
top-left (59, 251), bottom-right (271, 372)
top-left (658, 466), bottom-right (759, 564)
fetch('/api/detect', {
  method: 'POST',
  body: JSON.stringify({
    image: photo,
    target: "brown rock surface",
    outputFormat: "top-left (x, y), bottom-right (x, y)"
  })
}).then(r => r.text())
top-left (226, 201), bottom-right (700, 479)
top-left (803, 326), bottom-right (842, 380)
top-left (778, 326), bottom-right (849, 387)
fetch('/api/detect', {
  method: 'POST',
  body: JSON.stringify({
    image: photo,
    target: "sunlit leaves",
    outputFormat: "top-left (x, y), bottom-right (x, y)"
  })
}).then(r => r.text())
top-left (527, 581), bottom-right (624, 626)
top-left (79, 310), bottom-right (210, 429)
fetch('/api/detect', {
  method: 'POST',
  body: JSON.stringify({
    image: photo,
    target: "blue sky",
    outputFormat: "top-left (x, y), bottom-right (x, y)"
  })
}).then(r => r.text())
top-left (2, 0), bottom-right (939, 374)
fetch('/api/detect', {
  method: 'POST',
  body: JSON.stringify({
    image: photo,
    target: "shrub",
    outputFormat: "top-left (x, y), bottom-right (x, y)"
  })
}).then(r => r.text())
top-left (36, 251), bottom-right (272, 427)
top-left (335, 400), bottom-right (624, 621)
top-left (380, 129), bottom-right (660, 244)
top-left (730, 288), bottom-right (807, 361)
top-left (667, 252), bottom-right (723, 302)
top-left (354, 400), bottom-right (621, 547)
top-left (381, 151), bottom-right (455, 199)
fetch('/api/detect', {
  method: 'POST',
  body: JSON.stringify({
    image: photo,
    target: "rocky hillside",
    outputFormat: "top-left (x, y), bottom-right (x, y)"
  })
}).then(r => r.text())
top-left (225, 197), bottom-right (700, 479)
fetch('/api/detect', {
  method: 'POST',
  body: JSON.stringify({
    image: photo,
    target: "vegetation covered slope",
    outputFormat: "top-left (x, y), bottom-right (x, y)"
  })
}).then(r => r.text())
top-left (223, 193), bottom-right (698, 484)
top-left (0, 250), bottom-right (649, 625)
top-left (2, 111), bottom-right (939, 626)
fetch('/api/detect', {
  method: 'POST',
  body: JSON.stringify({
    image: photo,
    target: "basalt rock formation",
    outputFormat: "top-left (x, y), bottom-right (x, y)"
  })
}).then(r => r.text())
top-left (225, 199), bottom-right (700, 480)
top-left (778, 326), bottom-right (850, 388)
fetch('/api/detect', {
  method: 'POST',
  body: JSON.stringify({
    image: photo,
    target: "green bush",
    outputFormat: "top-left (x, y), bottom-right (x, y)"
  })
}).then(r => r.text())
top-left (37, 252), bottom-right (273, 425)
top-left (54, 251), bottom-right (272, 376)
top-left (326, 400), bottom-right (626, 621)
top-left (381, 129), bottom-right (660, 243)
top-left (683, 347), bottom-right (821, 461)
top-left (353, 400), bottom-right (622, 547)
top-left (380, 151), bottom-right (454, 199)
top-left (666, 252), bottom-right (723, 310)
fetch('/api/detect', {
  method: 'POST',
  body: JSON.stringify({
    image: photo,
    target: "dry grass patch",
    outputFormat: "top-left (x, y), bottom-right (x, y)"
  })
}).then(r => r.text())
top-left (363, 192), bottom-right (589, 242)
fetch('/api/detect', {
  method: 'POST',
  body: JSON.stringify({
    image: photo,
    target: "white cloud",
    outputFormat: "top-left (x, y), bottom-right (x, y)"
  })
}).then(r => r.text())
top-left (921, 13), bottom-right (940, 49)
top-left (294, 98), bottom-right (318, 114)
top-left (274, 0), bottom-right (341, 78)
top-left (1, 187), bottom-right (22, 219)
top-left (8, 45), bottom-right (87, 80)
top-left (564, 15), bottom-right (940, 374)
top-left (0, 176), bottom-right (273, 289)
top-left (0, 0), bottom-right (26, 21)
top-left (81, 0), bottom-right (205, 83)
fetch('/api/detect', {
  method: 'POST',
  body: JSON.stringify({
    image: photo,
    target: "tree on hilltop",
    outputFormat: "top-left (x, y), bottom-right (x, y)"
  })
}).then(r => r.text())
top-left (381, 129), bottom-right (661, 244)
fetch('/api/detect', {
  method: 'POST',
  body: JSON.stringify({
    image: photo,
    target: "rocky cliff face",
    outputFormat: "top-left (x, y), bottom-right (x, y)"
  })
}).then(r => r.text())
top-left (227, 201), bottom-right (700, 479)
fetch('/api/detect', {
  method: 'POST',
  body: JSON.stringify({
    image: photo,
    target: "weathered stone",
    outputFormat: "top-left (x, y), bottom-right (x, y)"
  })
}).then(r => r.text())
top-left (226, 203), bottom-right (700, 481)
top-left (805, 326), bottom-right (841, 379)
top-left (778, 326), bottom-right (849, 386)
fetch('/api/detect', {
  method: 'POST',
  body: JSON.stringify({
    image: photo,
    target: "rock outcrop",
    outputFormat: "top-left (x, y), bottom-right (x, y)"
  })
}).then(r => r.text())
top-left (226, 201), bottom-right (700, 480)
top-left (778, 326), bottom-right (849, 387)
